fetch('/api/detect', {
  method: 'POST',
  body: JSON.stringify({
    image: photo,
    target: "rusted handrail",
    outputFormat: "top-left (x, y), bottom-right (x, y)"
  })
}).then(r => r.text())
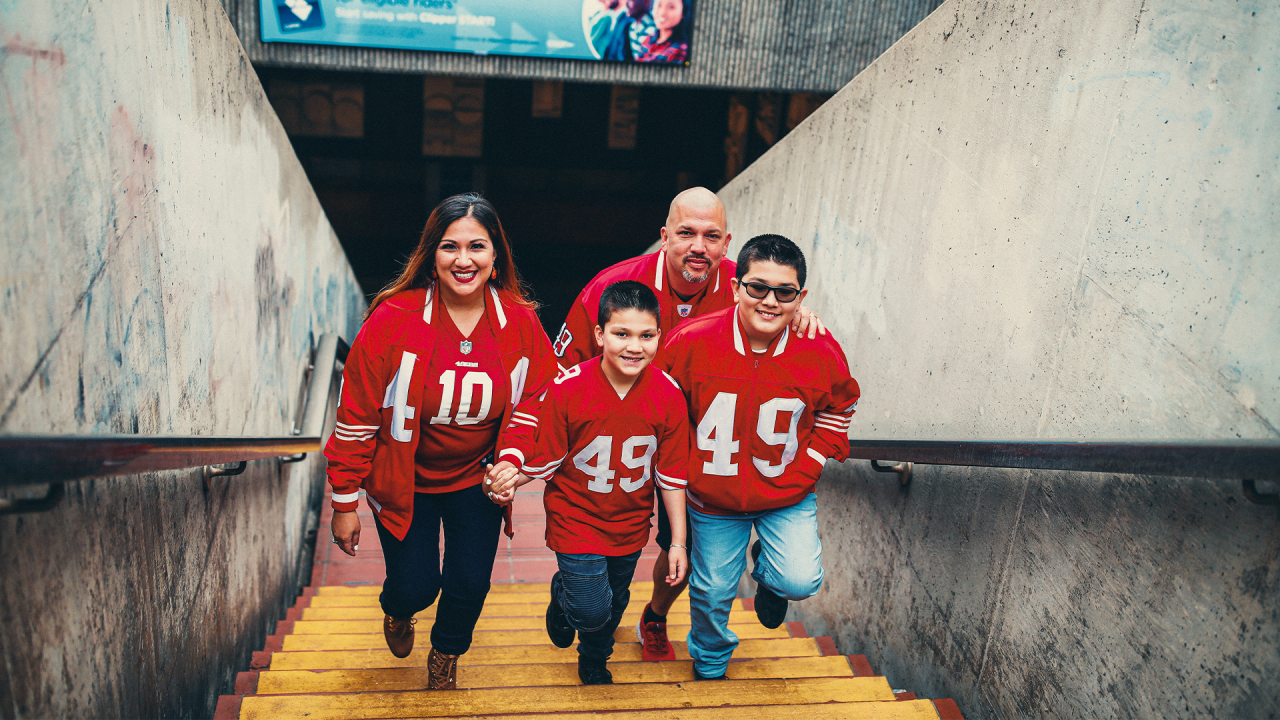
top-left (849, 438), bottom-right (1280, 504)
top-left (0, 334), bottom-right (348, 514)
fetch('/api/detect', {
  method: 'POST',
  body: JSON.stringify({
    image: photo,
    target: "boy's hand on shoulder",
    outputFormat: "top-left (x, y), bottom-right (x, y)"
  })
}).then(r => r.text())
top-left (791, 305), bottom-right (827, 339)
top-left (666, 546), bottom-right (688, 586)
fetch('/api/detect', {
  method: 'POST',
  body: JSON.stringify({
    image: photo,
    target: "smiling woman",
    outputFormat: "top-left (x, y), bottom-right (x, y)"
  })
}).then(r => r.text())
top-left (324, 193), bottom-right (559, 691)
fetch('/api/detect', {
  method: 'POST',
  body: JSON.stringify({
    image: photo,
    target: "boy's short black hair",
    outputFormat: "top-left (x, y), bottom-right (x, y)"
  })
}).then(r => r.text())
top-left (597, 280), bottom-right (661, 327)
top-left (735, 234), bottom-right (807, 287)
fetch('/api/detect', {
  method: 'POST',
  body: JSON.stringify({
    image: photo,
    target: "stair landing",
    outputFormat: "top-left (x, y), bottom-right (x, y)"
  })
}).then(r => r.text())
top-left (215, 485), bottom-right (964, 719)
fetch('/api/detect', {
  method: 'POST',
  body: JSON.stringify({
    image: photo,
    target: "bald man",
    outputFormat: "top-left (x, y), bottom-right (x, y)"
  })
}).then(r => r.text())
top-left (550, 187), bottom-right (825, 661)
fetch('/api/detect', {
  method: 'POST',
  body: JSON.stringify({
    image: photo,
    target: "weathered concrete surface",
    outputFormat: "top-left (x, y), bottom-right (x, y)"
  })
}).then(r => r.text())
top-left (720, 0), bottom-right (1279, 717)
top-left (0, 1), bottom-right (364, 717)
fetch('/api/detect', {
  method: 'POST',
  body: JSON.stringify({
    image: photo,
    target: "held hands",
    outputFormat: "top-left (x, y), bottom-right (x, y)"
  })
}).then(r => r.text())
top-left (484, 461), bottom-right (523, 505)
top-left (331, 510), bottom-right (361, 557)
top-left (790, 305), bottom-right (827, 339)
top-left (666, 546), bottom-right (688, 586)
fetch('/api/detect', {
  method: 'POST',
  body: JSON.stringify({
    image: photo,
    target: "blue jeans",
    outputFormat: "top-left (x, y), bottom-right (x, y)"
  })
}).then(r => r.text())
top-left (686, 493), bottom-right (824, 677)
top-left (373, 485), bottom-right (504, 655)
top-left (553, 551), bottom-right (642, 662)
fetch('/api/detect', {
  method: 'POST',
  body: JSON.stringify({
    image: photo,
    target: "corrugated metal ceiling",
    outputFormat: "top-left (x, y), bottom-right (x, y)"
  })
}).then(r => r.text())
top-left (223, 0), bottom-right (945, 93)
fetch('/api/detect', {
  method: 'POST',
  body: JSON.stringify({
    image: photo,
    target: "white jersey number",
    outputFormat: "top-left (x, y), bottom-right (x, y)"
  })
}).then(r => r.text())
top-left (697, 392), bottom-right (740, 475)
top-left (573, 435), bottom-right (657, 494)
top-left (428, 370), bottom-right (494, 426)
top-left (696, 392), bottom-right (804, 477)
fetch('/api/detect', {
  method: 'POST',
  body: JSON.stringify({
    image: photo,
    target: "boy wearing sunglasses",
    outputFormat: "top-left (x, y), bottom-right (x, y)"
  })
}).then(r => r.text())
top-left (656, 234), bottom-right (861, 681)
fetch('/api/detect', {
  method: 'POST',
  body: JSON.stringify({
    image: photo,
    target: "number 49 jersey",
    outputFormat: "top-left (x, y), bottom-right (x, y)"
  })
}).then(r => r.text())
top-left (498, 357), bottom-right (691, 556)
top-left (656, 306), bottom-right (861, 515)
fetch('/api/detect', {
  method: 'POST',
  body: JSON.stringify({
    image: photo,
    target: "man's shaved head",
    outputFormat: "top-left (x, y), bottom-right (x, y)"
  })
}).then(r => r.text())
top-left (660, 187), bottom-right (732, 295)
top-left (666, 187), bottom-right (727, 230)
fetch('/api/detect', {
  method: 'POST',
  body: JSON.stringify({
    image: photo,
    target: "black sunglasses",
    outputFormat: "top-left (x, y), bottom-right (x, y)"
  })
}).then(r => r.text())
top-left (740, 280), bottom-right (801, 303)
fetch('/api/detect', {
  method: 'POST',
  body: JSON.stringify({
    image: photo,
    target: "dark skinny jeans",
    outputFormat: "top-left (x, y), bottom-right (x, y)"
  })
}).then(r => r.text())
top-left (373, 484), bottom-right (504, 656)
top-left (552, 550), bottom-right (642, 663)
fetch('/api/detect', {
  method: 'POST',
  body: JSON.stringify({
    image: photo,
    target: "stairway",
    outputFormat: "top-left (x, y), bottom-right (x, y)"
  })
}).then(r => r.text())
top-left (215, 487), bottom-right (964, 719)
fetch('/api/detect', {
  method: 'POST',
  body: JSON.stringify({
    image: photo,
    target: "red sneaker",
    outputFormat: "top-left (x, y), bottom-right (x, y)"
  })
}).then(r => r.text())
top-left (635, 603), bottom-right (676, 661)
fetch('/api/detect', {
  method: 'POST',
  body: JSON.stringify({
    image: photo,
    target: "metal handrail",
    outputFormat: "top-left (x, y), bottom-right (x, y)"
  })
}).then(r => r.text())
top-left (0, 334), bottom-right (348, 514)
top-left (850, 438), bottom-right (1280, 504)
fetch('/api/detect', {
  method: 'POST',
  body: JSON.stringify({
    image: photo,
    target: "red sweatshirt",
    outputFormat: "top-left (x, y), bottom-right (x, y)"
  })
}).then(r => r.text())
top-left (657, 306), bottom-right (860, 515)
top-left (552, 249), bottom-right (737, 369)
top-left (498, 357), bottom-right (691, 555)
top-left (323, 285), bottom-right (559, 540)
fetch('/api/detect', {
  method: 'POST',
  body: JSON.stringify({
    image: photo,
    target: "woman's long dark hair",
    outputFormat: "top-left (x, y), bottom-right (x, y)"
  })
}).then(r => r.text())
top-left (667, 0), bottom-right (692, 47)
top-left (366, 193), bottom-right (535, 319)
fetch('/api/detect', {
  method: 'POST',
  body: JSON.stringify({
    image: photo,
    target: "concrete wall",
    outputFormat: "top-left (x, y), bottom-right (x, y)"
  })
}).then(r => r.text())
top-left (0, 1), bottom-right (364, 717)
top-left (719, 0), bottom-right (1279, 717)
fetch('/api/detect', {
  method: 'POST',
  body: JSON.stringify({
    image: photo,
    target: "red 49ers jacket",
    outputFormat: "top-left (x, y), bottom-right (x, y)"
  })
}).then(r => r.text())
top-left (323, 285), bottom-right (558, 540)
top-left (553, 249), bottom-right (737, 370)
top-left (657, 306), bottom-right (861, 515)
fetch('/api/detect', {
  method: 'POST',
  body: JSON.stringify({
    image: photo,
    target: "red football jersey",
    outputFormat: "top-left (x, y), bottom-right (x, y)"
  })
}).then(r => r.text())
top-left (414, 306), bottom-right (509, 493)
top-left (552, 249), bottom-right (737, 370)
top-left (499, 357), bottom-right (691, 555)
top-left (324, 285), bottom-right (560, 541)
top-left (657, 306), bottom-right (860, 515)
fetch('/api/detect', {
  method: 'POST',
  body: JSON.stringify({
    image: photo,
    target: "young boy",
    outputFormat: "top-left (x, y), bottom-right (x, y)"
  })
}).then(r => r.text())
top-left (486, 280), bottom-right (691, 685)
top-left (656, 234), bottom-right (860, 681)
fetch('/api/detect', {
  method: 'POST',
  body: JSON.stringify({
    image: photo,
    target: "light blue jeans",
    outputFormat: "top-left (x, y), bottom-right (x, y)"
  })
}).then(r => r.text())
top-left (686, 493), bottom-right (824, 677)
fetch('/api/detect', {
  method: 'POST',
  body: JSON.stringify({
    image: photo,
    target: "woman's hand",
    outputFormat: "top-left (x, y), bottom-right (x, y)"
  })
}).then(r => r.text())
top-left (791, 305), bottom-right (827, 339)
top-left (485, 461), bottom-right (522, 504)
top-left (331, 510), bottom-right (361, 556)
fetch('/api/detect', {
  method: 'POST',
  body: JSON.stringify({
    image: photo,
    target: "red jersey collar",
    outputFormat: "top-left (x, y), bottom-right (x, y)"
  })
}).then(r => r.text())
top-left (422, 282), bottom-right (509, 330)
top-left (730, 308), bottom-right (791, 358)
top-left (653, 248), bottom-right (725, 295)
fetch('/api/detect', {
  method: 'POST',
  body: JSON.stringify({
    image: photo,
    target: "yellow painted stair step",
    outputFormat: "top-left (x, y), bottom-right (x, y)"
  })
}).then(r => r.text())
top-left (301, 597), bottom-right (721, 618)
top-left (306, 593), bottom-right (585, 608)
top-left (426, 699), bottom-right (941, 720)
top-left (289, 610), bottom-right (756, 634)
top-left (309, 586), bottom-right (665, 602)
top-left (237, 675), bottom-right (895, 720)
top-left (254, 656), bottom-right (856, 694)
top-left (282, 623), bottom-right (789, 651)
top-left (267, 637), bottom-right (825, 670)
top-left (315, 581), bottom-right (651, 596)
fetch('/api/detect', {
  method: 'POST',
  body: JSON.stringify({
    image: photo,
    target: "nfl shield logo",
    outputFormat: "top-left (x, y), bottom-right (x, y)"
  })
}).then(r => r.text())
top-left (677, 304), bottom-right (693, 317)
top-left (460, 340), bottom-right (473, 355)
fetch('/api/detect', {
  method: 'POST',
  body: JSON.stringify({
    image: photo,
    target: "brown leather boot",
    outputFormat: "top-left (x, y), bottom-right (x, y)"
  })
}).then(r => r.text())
top-left (426, 648), bottom-right (459, 690)
top-left (383, 615), bottom-right (416, 658)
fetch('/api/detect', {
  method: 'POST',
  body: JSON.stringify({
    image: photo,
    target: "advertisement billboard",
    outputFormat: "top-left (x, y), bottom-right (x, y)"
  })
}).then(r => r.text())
top-left (261, 0), bottom-right (693, 65)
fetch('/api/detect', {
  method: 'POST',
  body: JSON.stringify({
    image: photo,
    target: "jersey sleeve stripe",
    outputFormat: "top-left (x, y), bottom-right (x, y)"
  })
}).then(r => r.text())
top-left (334, 430), bottom-right (376, 441)
top-left (336, 422), bottom-right (381, 430)
top-left (522, 457), bottom-right (564, 473)
top-left (512, 411), bottom-right (539, 423)
top-left (331, 490), bottom-right (361, 504)
top-left (812, 421), bottom-right (849, 433)
top-left (654, 470), bottom-right (687, 488)
top-left (813, 418), bottom-right (851, 430)
top-left (527, 466), bottom-right (561, 481)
